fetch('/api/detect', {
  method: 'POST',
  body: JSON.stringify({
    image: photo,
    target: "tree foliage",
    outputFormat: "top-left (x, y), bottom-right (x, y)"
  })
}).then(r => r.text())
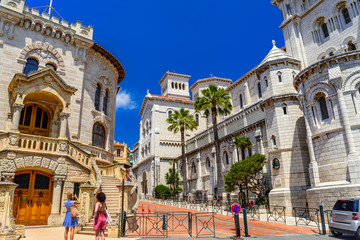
top-left (167, 108), bottom-right (198, 195)
top-left (165, 168), bottom-right (180, 190)
top-left (232, 136), bottom-right (252, 161)
top-left (225, 154), bottom-right (267, 200)
top-left (154, 184), bottom-right (171, 199)
top-left (194, 84), bottom-right (232, 194)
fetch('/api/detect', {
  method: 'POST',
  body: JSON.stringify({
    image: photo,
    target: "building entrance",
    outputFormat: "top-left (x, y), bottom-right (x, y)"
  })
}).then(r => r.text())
top-left (13, 170), bottom-right (53, 225)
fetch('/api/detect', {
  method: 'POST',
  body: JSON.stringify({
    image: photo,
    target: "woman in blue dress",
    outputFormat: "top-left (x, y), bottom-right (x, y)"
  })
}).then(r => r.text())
top-left (63, 193), bottom-right (80, 240)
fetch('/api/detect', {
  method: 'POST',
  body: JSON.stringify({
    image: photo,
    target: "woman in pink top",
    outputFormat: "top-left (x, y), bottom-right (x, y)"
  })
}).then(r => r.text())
top-left (93, 192), bottom-right (107, 240)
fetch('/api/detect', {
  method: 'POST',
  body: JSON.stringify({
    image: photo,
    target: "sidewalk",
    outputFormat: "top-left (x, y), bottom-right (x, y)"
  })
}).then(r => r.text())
top-left (21, 227), bottom-right (127, 240)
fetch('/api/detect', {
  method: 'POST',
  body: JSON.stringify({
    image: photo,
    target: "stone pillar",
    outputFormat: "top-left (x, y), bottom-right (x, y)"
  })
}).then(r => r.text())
top-left (117, 183), bottom-right (134, 214)
top-left (59, 112), bottom-right (70, 139)
top-left (196, 155), bottom-right (202, 190)
top-left (0, 182), bottom-right (18, 240)
top-left (330, 77), bottom-right (360, 184)
top-left (99, 90), bottom-right (105, 113)
top-left (300, 94), bottom-right (320, 187)
top-left (78, 184), bottom-right (96, 226)
top-left (48, 176), bottom-right (65, 226)
top-left (10, 103), bottom-right (24, 132)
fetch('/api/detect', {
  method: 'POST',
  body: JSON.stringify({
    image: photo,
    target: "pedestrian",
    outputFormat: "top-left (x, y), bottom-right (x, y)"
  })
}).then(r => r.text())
top-left (93, 192), bottom-right (107, 240)
top-left (63, 193), bottom-right (80, 240)
top-left (125, 168), bottom-right (133, 183)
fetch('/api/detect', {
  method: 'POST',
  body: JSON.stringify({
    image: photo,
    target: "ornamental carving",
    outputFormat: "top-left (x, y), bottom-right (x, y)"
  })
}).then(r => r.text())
top-left (59, 142), bottom-right (68, 152)
top-left (8, 135), bottom-right (18, 146)
top-left (0, 191), bottom-right (6, 210)
top-left (7, 152), bottom-right (16, 160)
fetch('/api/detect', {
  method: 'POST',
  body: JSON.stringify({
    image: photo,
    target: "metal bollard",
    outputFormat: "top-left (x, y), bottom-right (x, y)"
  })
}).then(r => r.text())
top-left (121, 212), bottom-right (127, 236)
top-left (243, 209), bottom-right (249, 237)
top-left (319, 205), bottom-right (326, 235)
top-left (162, 214), bottom-right (167, 230)
top-left (234, 214), bottom-right (241, 237)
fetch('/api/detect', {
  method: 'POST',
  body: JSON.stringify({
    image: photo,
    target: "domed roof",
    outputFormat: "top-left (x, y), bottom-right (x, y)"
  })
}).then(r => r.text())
top-left (257, 40), bottom-right (299, 71)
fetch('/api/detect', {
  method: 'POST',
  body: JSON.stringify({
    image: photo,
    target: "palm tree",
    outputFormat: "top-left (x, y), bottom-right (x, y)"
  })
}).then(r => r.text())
top-left (167, 108), bottom-right (198, 196)
top-left (233, 136), bottom-right (252, 161)
top-left (194, 84), bottom-right (232, 197)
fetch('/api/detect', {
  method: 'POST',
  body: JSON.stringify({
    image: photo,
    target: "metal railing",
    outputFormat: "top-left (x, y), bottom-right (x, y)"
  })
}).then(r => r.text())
top-left (266, 205), bottom-right (286, 224)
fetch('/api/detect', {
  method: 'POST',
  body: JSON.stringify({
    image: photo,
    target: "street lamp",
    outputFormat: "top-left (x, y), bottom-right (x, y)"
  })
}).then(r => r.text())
top-left (237, 179), bottom-right (244, 207)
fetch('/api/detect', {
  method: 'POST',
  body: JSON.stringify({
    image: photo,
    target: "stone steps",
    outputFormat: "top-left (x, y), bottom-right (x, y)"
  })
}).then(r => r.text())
top-left (77, 176), bottom-right (122, 237)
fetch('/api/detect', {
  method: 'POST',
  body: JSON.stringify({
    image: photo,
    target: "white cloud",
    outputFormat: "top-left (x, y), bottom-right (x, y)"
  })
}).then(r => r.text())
top-left (116, 90), bottom-right (137, 110)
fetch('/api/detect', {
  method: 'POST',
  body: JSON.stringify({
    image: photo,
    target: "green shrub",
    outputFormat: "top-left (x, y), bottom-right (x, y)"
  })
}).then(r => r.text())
top-left (154, 184), bottom-right (171, 199)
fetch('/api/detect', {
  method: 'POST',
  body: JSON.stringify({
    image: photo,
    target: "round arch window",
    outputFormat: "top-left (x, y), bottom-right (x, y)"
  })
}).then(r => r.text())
top-left (23, 58), bottom-right (39, 75)
top-left (45, 63), bottom-right (57, 71)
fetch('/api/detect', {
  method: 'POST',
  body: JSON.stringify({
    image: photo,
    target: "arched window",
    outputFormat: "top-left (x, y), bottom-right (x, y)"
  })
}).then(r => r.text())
top-left (206, 157), bottom-right (211, 168)
top-left (175, 83), bottom-right (178, 89)
top-left (321, 23), bottom-right (329, 38)
top-left (224, 152), bottom-right (229, 165)
top-left (264, 76), bottom-right (268, 87)
top-left (239, 94), bottom-right (243, 108)
top-left (103, 89), bottom-right (109, 115)
top-left (183, 84), bottom-right (186, 90)
top-left (277, 72), bottom-right (282, 82)
top-left (329, 51), bottom-right (334, 56)
top-left (171, 82), bottom-right (174, 89)
top-left (94, 84), bottom-right (101, 111)
top-left (92, 123), bottom-right (105, 149)
top-left (45, 63), bottom-right (56, 71)
top-left (168, 110), bottom-right (173, 119)
top-left (319, 96), bottom-right (329, 120)
top-left (348, 41), bottom-right (357, 51)
top-left (23, 58), bottom-right (39, 75)
top-left (248, 148), bottom-right (252, 157)
top-left (192, 162), bottom-right (196, 174)
top-left (257, 82), bottom-right (262, 98)
top-left (342, 8), bottom-right (351, 24)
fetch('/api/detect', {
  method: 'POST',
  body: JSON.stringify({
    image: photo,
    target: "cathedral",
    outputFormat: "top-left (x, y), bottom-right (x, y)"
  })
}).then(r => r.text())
top-left (0, 0), bottom-right (126, 236)
top-left (132, 0), bottom-right (360, 212)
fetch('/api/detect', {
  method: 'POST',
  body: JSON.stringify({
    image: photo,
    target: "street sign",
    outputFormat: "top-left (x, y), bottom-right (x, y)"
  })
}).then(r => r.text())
top-left (231, 203), bottom-right (241, 215)
top-left (250, 200), bottom-right (255, 208)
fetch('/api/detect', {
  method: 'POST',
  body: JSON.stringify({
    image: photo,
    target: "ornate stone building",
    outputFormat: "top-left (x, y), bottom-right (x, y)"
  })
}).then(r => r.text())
top-left (133, 0), bottom-right (360, 212)
top-left (0, 0), bottom-right (126, 235)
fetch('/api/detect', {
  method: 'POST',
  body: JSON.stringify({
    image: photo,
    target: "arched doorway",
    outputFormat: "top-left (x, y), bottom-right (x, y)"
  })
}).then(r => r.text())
top-left (13, 170), bottom-right (53, 225)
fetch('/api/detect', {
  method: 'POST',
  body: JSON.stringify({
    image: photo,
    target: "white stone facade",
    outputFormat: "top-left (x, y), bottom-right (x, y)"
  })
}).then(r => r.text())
top-left (133, 0), bottom-right (360, 212)
top-left (0, 0), bottom-right (125, 227)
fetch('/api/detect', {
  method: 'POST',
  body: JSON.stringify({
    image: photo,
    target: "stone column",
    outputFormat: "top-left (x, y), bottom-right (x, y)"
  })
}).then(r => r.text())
top-left (330, 77), bottom-right (360, 184)
top-left (48, 176), bottom-right (65, 226)
top-left (299, 94), bottom-right (320, 187)
top-left (59, 112), bottom-right (70, 139)
top-left (0, 182), bottom-right (18, 240)
top-left (78, 184), bottom-right (96, 226)
top-left (10, 103), bottom-right (24, 132)
top-left (99, 90), bottom-right (105, 113)
top-left (196, 154), bottom-right (202, 190)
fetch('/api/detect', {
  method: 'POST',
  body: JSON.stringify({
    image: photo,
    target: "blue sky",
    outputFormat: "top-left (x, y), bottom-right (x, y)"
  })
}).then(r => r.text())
top-left (27, 0), bottom-right (285, 147)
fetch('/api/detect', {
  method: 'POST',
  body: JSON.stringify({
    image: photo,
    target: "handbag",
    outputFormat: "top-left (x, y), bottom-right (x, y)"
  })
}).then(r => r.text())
top-left (70, 204), bottom-right (78, 218)
top-left (105, 204), bottom-right (112, 223)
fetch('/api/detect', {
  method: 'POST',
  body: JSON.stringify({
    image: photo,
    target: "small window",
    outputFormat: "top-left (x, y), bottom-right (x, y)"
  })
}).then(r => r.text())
top-left (286, 4), bottom-right (292, 15)
top-left (348, 41), bottom-right (357, 51)
top-left (103, 89), bottom-right (109, 115)
top-left (117, 149), bottom-right (121, 157)
top-left (283, 104), bottom-right (287, 115)
top-left (257, 83), bottom-right (262, 98)
top-left (239, 94), bottom-right (243, 108)
top-left (224, 152), bottom-right (229, 165)
top-left (278, 75), bottom-right (282, 82)
top-left (45, 63), bottom-right (56, 71)
top-left (192, 162), bottom-right (196, 174)
top-left (168, 110), bottom-right (172, 119)
top-left (272, 136), bottom-right (277, 147)
top-left (171, 82), bottom-right (174, 89)
top-left (248, 148), bottom-right (252, 157)
top-left (175, 83), bottom-right (178, 89)
top-left (342, 8), bottom-right (351, 24)
top-left (319, 96), bottom-right (329, 120)
top-left (206, 158), bottom-right (211, 168)
top-left (264, 77), bottom-right (268, 87)
top-left (23, 58), bottom-right (39, 75)
top-left (321, 23), bottom-right (329, 38)
top-left (195, 114), bottom-right (199, 124)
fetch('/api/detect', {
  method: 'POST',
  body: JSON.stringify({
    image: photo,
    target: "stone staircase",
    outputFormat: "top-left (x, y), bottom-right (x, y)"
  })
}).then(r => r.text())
top-left (77, 176), bottom-right (121, 236)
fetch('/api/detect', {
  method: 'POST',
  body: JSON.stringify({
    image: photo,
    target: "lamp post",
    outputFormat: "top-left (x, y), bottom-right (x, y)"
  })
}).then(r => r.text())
top-left (237, 179), bottom-right (243, 207)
